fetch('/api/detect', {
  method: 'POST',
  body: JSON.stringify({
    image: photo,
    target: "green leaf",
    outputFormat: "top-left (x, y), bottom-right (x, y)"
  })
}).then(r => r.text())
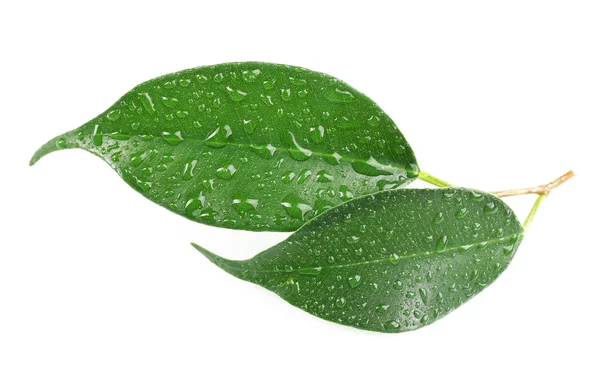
top-left (193, 188), bottom-right (524, 333)
top-left (31, 62), bottom-right (418, 231)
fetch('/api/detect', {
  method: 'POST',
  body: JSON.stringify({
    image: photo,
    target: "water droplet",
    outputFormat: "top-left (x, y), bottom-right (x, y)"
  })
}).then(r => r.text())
top-left (106, 109), bottom-right (121, 121)
top-left (336, 115), bottom-right (359, 128)
top-left (346, 235), bottom-right (360, 244)
top-left (161, 96), bottom-right (178, 108)
top-left (199, 208), bottom-right (217, 223)
top-left (348, 274), bottom-right (361, 288)
top-left (308, 125), bottom-right (325, 144)
top-left (162, 131), bottom-right (184, 146)
top-left (109, 132), bottom-right (130, 141)
top-left (242, 118), bottom-right (257, 134)
top-left (407, 163), bottom-right (419, 178)
top-left (260, 94), bottom-right (274, 105)
top-left (133, 176), bottom-right (152, 191)
top-left (262, 78), bottom-right (276, 90)
top-left (280, 88), bottom-right (291, 101)
top-left (335, 297), bottom-right (346, 308)
top-left (384, 320), bottom-right (400, 331)
top-left (393, 280), bottom-right (402, 289)
top-left (92, 124), bottom-right (103, 147)
top-left (388, 253), bottom-right (400, 265)
top-left (314, 199), bottom-right (334, 215)
top-left (455, 208), bottom-right (468, 218)
top-left (376, 180), bottom-right (400, 190)
top-left (56, 138), bottom-right (67, 149)
top-left (419, 288), bottom-right (428, 303)
top-left (184, 197), bottom-right (204, 217)
top-left (232, 193), bottom-right (258, 214)
top-left (242, 69), bottom-right (261, 82)
top-left (351, 156), bottom-right (396, 176)
top-left (289, 76), bottom-right (307, 85)
top-left (324, 87), bottom-right (356, 103)
top-left (436, 235), bottom-right (448, 253)
top-left (163, 80), bottom-right (176, 89)
top-left (376, 304), bottom-right (390, 313)
top-left (470, 269), bottom-right (479, 281)
top-left (139, 92), bottom-right (156, 114)
top-left (130, 151), bottom-right (145, 167)
top-left (204, 125), bottom-right (233, 148)
top-left (210, 162), bottom-right (235, 180)
top-left (288, 132), bottom-right (312, 161)
top-left (281, 194), bottom-right (313, 221)
top-left (339, 185), bottom-right (354, 201)
top-left (470, 190), bottom-right (484, 200)
top-left (182, 160), bottom-right (198, 180)
top-left (323, 152), bottom-right (342, 165)
top-left (367, 115), bottom-right (381, 127)
top-left (250, 143), bottom-right (277, 159)
top-left (316, 170), bottom-right (333, 183)
top-left (458, 244), bottom-right (473, 253)
top-left (484, 202), bottom-right (498, 214)
top-left (434, 212), bottom-right (444, 223)
top-left (226, 86), bottom-right (248, 102)
top-left (298, 267), bottom-right (322, 275)
top-left (281, 171), bottom-right (296, 184)
top-left (443, 190), bottom-right (457, 199)
top-left (296, 169), bottom-right (312, 184)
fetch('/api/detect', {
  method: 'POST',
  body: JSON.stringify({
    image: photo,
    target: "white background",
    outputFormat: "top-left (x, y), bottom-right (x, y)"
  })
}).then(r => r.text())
top-left (1, 1), bottom-right (598, 386)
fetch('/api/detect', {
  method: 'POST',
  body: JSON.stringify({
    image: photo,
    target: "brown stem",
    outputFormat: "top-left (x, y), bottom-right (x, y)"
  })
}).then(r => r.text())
top-left (493, 170), bottom-right (575, 198)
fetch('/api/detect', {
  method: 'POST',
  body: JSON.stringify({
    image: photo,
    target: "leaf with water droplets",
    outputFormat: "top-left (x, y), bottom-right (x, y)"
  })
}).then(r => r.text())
top-left (193, 188), bottom-right (524, 333)
top-left (30, 62), bottom-right (418, 231)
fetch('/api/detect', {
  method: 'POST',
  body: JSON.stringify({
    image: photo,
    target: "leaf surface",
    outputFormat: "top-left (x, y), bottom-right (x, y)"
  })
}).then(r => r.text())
top-left (194, 188), bottom-right (524, 333)
top-left (31, 62), bottom-right (418, 231)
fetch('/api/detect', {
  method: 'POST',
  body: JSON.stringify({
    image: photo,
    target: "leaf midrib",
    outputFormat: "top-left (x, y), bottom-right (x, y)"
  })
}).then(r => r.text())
top-left (93, 131), bottom-right (409, 172)
top-left (218, 233), bottom-right (524, 274)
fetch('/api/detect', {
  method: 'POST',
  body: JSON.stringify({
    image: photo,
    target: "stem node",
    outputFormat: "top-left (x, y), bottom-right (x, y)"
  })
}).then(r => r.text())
top-left (493, 170), bottom-right (575, 198)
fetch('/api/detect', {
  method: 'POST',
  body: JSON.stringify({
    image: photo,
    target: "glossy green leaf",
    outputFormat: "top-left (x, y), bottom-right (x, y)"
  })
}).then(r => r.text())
top-left (31, 62), bottom-right (418, 231)
top-left (193, 188), bottom-right (524, 333)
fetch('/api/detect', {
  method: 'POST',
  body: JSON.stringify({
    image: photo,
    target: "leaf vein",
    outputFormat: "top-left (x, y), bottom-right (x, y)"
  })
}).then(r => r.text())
top-left (216, 233), bottom-right (524, 274)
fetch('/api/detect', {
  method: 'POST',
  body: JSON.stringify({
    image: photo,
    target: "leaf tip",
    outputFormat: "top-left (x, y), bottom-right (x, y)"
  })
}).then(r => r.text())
top-left (29, 148), bottom-right (44, 166)
top-left (30, 135), bottom-right (69, 166)
top-left (191, 242), bottom-right (222, 264)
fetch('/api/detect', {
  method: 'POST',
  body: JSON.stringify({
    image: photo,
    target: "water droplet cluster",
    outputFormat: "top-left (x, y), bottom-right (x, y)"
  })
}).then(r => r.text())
top-left (204, 189), bottom-right (524, 332)
top-left (38, 62), bottom-right (418, 231)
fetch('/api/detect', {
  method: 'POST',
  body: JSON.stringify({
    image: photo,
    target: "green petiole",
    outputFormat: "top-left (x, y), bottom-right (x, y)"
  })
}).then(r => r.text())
top-left (523, 194), bottom-right (548, 231)
top-left (417, 171), bottom-right (452, 187)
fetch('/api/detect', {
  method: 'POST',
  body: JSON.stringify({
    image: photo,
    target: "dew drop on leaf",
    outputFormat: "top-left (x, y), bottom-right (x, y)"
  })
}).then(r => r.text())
top-left (280, 194), bottom-right (313, 221)
top-left (288, 132), bottom-right (313, 161)
top-left (436, 235), bottom-right (449, 253)
top-left (216, 164), bottom-right (237, 180)
top-left (348, 275), bottom-right (361, 288)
